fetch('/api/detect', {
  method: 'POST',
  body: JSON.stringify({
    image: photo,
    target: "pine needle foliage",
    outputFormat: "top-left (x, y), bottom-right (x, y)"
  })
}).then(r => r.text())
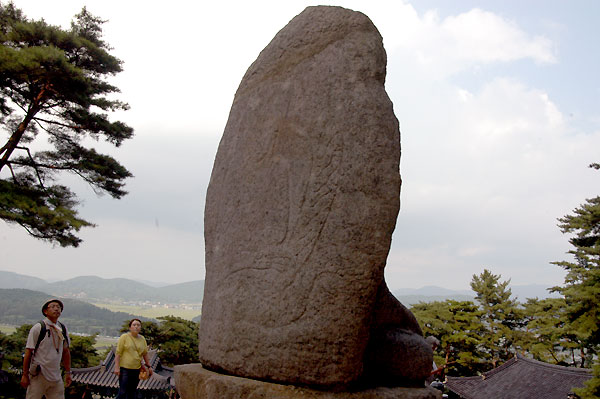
top-left (552, 163), bottom-right (600, 398)
top-left (0, 2), bottom-right (133, 247)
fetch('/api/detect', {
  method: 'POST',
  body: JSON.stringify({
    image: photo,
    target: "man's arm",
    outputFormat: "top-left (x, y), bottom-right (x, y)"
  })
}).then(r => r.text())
top-left (429, 360), bottom-right (456, 376)
top-left (62, 344), bottom-right (72, 387)
top-left (20, 348), bottom-right (33, 388)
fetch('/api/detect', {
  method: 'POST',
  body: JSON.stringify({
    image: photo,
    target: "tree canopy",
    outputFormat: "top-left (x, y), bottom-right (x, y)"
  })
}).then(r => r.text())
top-left (411, 299), bottom-right (488, 377)
top-left (470, 269), bottom-right (524, 367)
top-left (552, 163), bottom-right (600, 398)
top-left (411, 267), bottom-right (596, 380)
top-left (0, 2), bottom-right (133, 247)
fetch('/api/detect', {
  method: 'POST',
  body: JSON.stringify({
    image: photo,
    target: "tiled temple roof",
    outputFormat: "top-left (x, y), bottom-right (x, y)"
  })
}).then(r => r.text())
top-left (445, 353), bottom-right (592, 399)
top-left (72, 347), bottom-right (174, 392)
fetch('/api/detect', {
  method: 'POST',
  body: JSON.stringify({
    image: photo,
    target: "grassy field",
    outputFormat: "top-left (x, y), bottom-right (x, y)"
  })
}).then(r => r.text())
top-left (93, 303), bottom-right (201, 321)
top-left (94, 335), bottom-right (118, 350)
top-left (0, 324), bottom-right (16, 334)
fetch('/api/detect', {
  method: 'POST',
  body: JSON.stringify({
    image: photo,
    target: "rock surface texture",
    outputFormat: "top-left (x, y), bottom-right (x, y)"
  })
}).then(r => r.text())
top-left (175, 365), bottom-right (442, 399)
top-left (199, 5), bottom-right (431, 389)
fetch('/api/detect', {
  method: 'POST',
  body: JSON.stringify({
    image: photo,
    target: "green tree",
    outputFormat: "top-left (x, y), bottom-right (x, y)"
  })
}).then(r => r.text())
top-left (576, 363), bottom-right (600, 399)
top-left (522, 297), bottom-right (584, 366)
top-left (551, 164), bottom-right (600, 349)
top-left (69, 334), bottom-right (99, 368)
top-left (470, 269), bottom-right (524, 367)
top-left (0, 325), bottom-right (31, 399)
top-left (153, 316), bottom-right (199, 366)
top-left (0, 329), bottom-right (8, 368)
top-left (552, 164), bottom-right (600, 398)
top-left (411, 300), bottom-right (488, 376)
top-left (0, 2), bottom-right (133, 247)
top-left (2, 323), bottom-right (30, 369)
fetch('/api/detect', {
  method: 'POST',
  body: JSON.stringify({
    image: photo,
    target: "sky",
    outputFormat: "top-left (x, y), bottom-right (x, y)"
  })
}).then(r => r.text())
top-left (1, 0), bottom-right (599, 291)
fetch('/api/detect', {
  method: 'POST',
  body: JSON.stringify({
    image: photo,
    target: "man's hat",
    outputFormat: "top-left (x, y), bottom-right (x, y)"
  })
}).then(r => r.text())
top-left (42, 299), bottom-right (64, 315)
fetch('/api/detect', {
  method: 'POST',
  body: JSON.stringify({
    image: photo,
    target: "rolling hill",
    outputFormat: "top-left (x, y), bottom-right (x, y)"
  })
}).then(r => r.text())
top-left (0, 270), bottom-right (47, 289)
top-left (0, 288), bottom-right (146, 335)
top-left (0, 272), bottom-right (204, 304)
top-left (1, 271), bottom-right (557, 309)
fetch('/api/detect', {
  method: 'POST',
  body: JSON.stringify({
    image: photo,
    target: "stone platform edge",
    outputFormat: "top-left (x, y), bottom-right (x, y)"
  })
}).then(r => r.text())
top-left (174, 364), bottom-right (441, 399)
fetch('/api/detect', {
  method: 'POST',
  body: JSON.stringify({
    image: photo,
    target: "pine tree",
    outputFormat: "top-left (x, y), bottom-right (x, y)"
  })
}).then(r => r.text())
top-left (0, 2), bottom-right (133, 247)
top-left (552, 164), bottom-right (600, 348)
top-left (552, 163), bottom-right (600, 398)
top-left (522, 297), bottom-right (585, 366)
top-left (411, 299), bottom-right (489, 376)
top-left (69, 334), bottom-right (100, 368)
top-left (470, 269), bottom-right (524, 367)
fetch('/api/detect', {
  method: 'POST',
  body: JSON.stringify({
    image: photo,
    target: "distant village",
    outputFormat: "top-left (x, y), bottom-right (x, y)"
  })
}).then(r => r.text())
top-left (58, 291), bottom-right (202, 311)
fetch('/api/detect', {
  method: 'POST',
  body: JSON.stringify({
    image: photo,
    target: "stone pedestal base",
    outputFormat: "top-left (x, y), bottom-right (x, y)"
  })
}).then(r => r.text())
top-left (175, 364), bottom-right (441, 399)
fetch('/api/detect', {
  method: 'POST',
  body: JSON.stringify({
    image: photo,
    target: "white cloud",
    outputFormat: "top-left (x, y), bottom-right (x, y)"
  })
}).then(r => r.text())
top-left (440, 9), bottom-right (556, 63)
top-left (376, 6), bottom-right (556, 77)
top-left (378, 4), bottom-right (598, 290)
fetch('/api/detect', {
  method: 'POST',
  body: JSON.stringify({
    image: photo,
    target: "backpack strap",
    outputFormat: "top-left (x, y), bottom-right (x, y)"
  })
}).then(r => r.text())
top-left (58, 321), bottom-right (68, 347)
top-left (34, 320), bottom-right (47, 353)
top-left (34, 320), bottom-right (69, 352)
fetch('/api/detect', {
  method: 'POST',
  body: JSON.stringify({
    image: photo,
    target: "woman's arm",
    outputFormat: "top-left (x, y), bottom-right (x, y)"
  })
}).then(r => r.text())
top-left (114, 334), bottom-right (125, 375)
top-left (142, 353), bottom-right (153, 375)
top-left (113, 354), bottom-right (121, 375)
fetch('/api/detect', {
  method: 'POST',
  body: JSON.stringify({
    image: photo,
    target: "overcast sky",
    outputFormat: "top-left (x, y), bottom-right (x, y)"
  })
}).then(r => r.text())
top-left (1, 0), bottom-right (599, 291)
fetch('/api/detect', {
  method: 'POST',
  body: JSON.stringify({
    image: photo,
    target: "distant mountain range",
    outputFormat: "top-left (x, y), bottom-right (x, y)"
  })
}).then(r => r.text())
top-left (0, 271), bottom-right (47, 289)
top-left (0, 270), bottom-right (558, 309)
top-left (393, 284), bottom-right (559, 306)
top-left (393, 286), bottom-right (474, 306)
top-left (0, 271), bottom-right (204, 304)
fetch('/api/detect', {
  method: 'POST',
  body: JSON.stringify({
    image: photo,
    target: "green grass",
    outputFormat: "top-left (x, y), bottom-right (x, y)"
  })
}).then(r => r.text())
top-left (0, 324), bottom-right (16, 334)
top-left (94, 335), bottom-right (118, 349)
top-left (92, 303), bottom-right (201, 321)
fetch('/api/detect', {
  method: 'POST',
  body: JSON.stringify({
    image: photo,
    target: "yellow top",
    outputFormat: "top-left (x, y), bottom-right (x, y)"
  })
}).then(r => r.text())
top-left (116, 333), bottom-right (148, 369)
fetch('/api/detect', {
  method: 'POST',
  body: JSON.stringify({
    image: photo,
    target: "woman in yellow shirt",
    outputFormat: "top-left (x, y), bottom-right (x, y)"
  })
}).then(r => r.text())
top-left (113, 318), bottom-right (153, 399)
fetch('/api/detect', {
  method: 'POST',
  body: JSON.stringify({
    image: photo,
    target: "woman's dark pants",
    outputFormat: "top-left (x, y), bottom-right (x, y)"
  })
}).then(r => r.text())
top-left (116, 367), bottom-right (140, 399)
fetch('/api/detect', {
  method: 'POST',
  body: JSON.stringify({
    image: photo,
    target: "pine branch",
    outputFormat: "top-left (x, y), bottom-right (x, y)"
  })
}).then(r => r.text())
top-left (33, 116), bottom-right (84, 131)
top-left (14, 146), bottom-right (45, 188)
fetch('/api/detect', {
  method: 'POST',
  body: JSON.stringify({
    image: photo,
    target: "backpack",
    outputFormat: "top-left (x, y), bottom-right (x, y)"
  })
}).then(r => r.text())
top-left (34, 320), bottom-right (68, 352)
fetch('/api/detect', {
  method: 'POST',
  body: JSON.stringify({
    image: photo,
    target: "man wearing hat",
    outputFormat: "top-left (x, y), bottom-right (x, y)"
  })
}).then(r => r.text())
top-left (20, 299), bottom-right (72, 399)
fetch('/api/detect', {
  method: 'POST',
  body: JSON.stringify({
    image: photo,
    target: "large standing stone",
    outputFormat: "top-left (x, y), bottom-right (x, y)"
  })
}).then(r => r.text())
top-left (199, 5), bottom-right (430, 389)
top-left (175, 365), bottom-right (441, 399)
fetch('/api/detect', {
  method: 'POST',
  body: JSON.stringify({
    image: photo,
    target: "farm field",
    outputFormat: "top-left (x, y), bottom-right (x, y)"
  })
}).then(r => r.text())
top-left (93, 303), bottom-right (201, 321)
top-left (0, 323), bottom-right (16, 334)
top-left (94, 335), bottom-right (118, 350)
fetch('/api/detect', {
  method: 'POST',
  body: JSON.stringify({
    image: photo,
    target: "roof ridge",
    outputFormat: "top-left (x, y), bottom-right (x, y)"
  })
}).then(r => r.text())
top-left (515, 353), bottom-right (593, 375)
top-left (481, 356), bottom-right (518, 378)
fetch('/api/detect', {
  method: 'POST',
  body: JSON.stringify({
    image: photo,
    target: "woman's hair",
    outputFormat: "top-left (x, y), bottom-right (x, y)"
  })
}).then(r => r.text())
top-left (129, 318), bottom-right (142, 327)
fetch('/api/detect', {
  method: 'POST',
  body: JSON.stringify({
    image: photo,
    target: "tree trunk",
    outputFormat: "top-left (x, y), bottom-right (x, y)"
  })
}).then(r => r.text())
top-left (0, 87), bottom-right (45, 172)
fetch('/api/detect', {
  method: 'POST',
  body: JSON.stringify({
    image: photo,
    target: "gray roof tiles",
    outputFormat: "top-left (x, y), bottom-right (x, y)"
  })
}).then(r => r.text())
top-left (445, 353), bottom-right (592, 399)
top-left (72, 348), bottom-right (174, 391)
